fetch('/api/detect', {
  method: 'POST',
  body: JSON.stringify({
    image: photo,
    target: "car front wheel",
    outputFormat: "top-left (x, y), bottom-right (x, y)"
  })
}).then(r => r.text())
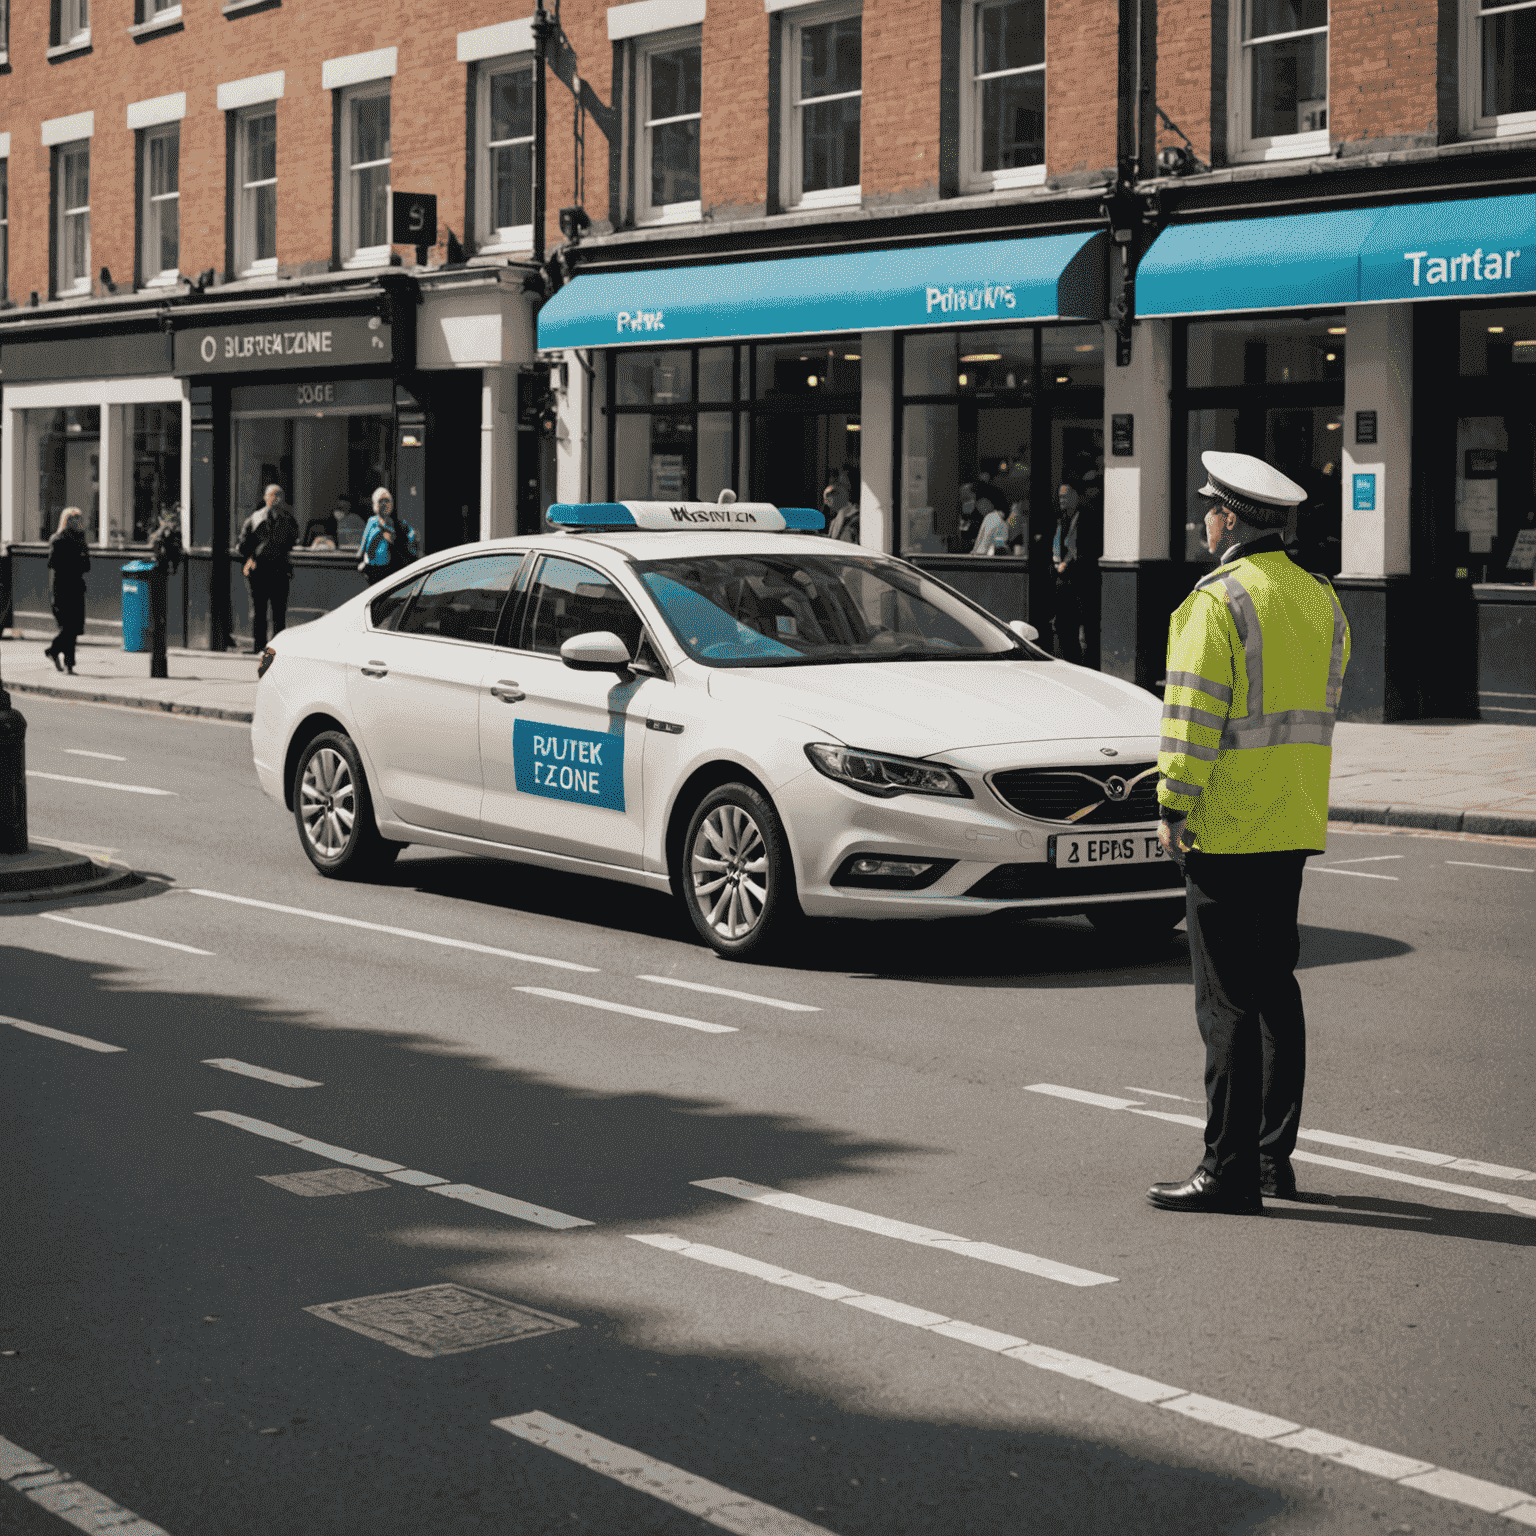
top-left (293, 730), bottom-right (401, 880)
top-left (681, 783), bottom-right (800, 960)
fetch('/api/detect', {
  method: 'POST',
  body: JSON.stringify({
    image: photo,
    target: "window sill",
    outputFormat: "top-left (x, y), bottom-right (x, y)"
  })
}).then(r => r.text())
top-left (1232, 131), bottom-right (1331, 164)
top-left (1464, 118), bottom-right (1536, 142)
top-left (141, 272), bottom-right (182, 290)
top-left (476, 235), bottom-right (533, 257)
top-left (960, 164), bottom-right (1048, 195)
top-left (46, 36), bottom-right (93, 61)
top-left (638, 201), bottom-right (702, 227)
top-left (787, 184), bottom-right (861, 212)
top-left (342, 249), bottom-right (394, 271)
top-left (128, 10), bottom-right (183, 40)
top-left (222, 0), bottom-right (281, 17)
top-left (237, 258), bottom-right (279, 280)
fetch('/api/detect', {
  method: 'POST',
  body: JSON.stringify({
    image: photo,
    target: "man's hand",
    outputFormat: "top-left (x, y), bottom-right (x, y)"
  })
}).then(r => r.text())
top-left (242, 558), bottom-right (256, 577)
top-left (1158, 820), bottom-right (1189, 859)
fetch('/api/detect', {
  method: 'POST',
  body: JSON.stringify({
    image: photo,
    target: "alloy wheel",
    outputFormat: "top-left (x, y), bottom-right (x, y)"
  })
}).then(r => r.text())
top-left (299, 747), bottom-right (356, 858)
top-left (690, 804), bottom-right (770, 941)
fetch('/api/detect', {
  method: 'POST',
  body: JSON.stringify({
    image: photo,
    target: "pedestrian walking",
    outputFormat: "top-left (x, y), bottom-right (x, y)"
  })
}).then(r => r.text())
top-left (358, 488), bottom-right (419, 586)
top-left (823, 478), bottom-right (860, 543)
top-left (44, 507), bottom-right (91, 674)
top-left (1149, 451), bottom-right (1351, 1216)
top-left (237, 484), bottom-right (299, 653)
top-left (1050, 483), bottom-right (1098, 663)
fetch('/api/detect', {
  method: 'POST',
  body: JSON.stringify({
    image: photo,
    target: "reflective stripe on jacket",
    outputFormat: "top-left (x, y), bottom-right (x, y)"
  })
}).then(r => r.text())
top-left (1157, 540), bottom-right (1350, 854)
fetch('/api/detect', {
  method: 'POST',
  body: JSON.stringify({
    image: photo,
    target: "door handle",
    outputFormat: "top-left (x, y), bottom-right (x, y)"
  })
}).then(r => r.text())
top-left (360, 662), bottom-right (388, 678)
top-left (489, 680), bottom-right (525, 702)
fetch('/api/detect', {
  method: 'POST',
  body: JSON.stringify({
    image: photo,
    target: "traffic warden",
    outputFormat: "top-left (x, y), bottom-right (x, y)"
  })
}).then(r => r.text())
top-left (1149, 451), bottom-right (1351, 1215)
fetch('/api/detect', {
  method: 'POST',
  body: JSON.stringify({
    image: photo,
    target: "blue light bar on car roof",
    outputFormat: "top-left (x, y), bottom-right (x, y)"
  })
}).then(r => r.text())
top-left (548, 500), bottom-right (825, 533)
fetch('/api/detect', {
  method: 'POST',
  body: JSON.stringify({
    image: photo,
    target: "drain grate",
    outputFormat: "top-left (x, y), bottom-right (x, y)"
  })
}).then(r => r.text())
top-left (305, 1284), bottom-right (578, 1358)
top-left (260, 1169), bottom-right (390, 1198)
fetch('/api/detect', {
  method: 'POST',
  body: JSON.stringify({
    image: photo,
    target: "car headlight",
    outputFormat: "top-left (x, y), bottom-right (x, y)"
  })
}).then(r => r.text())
top-left (804, 742), bottom-right (973, 800)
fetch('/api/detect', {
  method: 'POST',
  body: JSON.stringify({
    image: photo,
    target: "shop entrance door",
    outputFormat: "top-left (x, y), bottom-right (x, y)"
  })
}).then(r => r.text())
top-left (1038, 414), bottom-right (1104, 668)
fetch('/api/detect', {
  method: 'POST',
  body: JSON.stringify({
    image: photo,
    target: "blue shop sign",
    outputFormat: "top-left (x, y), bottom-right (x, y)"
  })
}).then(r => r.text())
top-left (537, 231), bottom-right (1107, 350)
top-left (1352, 473), bottom-right (1377, 512)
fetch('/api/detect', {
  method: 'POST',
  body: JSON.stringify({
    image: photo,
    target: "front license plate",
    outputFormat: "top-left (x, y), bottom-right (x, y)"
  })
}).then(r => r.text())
top-left (1048, 830), bottom-right (1167, 868)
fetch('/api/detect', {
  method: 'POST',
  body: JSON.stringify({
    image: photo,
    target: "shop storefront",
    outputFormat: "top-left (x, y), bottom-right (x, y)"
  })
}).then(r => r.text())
top-left (1132, 189), bottom-right (1536, 724)
top-left (539, 227), bottom-right (1108, 633)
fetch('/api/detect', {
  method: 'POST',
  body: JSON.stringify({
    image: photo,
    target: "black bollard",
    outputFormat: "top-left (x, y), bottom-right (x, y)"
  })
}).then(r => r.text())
top-left (150, 560), bottom-right (169, 679)
top-left (0, 678), bottom-right (27, 856)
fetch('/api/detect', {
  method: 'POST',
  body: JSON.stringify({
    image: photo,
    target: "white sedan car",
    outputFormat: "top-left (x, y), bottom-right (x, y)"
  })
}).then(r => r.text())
top-left (251, 500), bottom-right (1183, 959)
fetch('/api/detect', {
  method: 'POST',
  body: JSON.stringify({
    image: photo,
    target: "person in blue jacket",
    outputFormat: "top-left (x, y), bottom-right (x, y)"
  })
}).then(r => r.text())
top-left (357, 487), bottom-right (418, 586)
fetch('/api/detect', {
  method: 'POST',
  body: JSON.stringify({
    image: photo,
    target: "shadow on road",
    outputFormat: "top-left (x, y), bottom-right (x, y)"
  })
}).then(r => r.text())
top-left (2, 942), bottom-right (1323, 1536)
top-left (1268, 1192), bottom-right (1536, 1248)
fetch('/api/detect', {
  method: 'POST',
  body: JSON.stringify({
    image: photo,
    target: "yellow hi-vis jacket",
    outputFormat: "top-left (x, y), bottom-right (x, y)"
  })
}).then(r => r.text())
top-left (1157, 538), bottom-right (1350, 854)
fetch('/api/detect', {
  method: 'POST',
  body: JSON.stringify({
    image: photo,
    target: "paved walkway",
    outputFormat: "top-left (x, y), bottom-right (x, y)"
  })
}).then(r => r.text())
top-left (3, 634), bottom-right (1532, 836)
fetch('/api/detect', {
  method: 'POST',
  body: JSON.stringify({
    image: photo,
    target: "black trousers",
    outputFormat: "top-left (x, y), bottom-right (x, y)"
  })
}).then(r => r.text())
top-left (247, 569), bottom-right (290, 651)
top-left (1183, 848), bottom-right (1309, 1196)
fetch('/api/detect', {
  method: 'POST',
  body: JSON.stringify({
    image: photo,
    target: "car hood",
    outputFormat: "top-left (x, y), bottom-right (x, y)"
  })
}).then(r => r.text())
top-left (706, 659), bottom-right (1162, 756)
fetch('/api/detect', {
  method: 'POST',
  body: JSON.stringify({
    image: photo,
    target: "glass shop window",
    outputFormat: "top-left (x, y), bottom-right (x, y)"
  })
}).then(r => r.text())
top-left (24, 406), bottom-right (101, 541)
top-left (1186, 314), bottom-right (1346, 387)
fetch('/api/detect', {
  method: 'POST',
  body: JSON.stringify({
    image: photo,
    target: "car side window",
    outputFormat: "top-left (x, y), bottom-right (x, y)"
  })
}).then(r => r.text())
top-left (369, 575), bottom-right (423, 632)
top-left (395, 555), bottom-right (523, 644)
top-left (520, 556), bottom-right (645, 659)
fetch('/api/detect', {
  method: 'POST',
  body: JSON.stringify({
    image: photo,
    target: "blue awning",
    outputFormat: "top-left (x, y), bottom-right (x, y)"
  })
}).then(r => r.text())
top-left (1137, 193), bottom-right (1536, 317)
top-left (537, 230), bottom-right (1106, 350)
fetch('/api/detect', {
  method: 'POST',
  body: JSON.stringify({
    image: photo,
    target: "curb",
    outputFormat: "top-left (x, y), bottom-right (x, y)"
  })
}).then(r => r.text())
top-left (5, 680), bottom-right (253, 724)
top-left (1329, 801), bottom-right (1536, 841)
top-left (0, 861), bottom-right (138, 903)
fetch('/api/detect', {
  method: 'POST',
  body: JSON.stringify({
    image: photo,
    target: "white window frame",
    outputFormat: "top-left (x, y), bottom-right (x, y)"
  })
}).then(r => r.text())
top-left (781, 0), bottom-right (861, 211)
top-left (234, 105), bottom-right (278, 277)
top-left (59, 0), bottom-right (89, 48)
top-left (635, 25), bottom-right (702, 225)
top-left (1228, 0), bottom-right (1330, 164)
top-left (0, 155), bottom-right (8, 305)
top-left (476, 53), bottom-right (535, 254)
top-left (1461, 0), bottom-right (1536, 139)
top-left (960, 0), bottom-right (1047, 192)
top-left (141, 123), bottom-right (180, 287)
top-left (340, 81), bottom-right (391, 268)
top-left (54, 140), bottom-right (91, 297)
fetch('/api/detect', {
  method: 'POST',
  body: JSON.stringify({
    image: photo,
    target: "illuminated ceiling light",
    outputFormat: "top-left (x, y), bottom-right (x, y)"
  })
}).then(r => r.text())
top-left (1514, 339), bottom-right (1536, 348)
top-left (960, 352), bottom-right (1002, 362)
top-left (1055, 375), bottom-right (1070, 384)
top-left (1074, 344), bottom-right (1095, 353)
top-left (845, 423), bottom-right (861, 432)
top-left (1327, 326), bottom-right (1347, 335)
top-left (1325, 352), bottom-right (1337, 361)
top-left (1326, 421), bottom-right (1340, 431)
top-left (1488, 326), bottom-right (1506, 334)
top-left (957, 373), bottom-right (968, 386)
top-left (843, 353), bottom-right (861, 361)
top-left (806, 375), bottom-right (819, 386)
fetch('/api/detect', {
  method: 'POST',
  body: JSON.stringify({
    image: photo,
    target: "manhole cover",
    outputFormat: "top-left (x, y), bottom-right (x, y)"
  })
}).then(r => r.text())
top-left (260, 1169), bottom-right (390, 1198)
top-left (305, 1284), bottom-right (578, 1358)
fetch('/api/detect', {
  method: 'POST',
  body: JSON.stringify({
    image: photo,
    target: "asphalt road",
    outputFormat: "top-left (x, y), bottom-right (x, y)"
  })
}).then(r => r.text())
top-left (4, 693), bottom-right (1533, 1536)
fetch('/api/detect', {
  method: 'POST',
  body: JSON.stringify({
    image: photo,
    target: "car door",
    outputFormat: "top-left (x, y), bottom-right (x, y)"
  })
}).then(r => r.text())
top-left (478, 553), bottom-right (652, 867)
top-left (345, 553), bottom-right (524, 835)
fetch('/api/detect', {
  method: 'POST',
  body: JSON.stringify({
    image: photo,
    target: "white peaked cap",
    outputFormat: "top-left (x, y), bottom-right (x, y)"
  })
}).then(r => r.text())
top-left (1197, 451), bottom-right (1307, 509)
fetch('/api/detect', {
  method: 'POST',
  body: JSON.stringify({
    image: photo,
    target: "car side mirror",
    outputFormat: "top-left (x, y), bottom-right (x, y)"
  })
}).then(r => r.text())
top-left (560, 631), bottom-right (633, 673)
top-left (1008, 619), bottom-right (1040, 644)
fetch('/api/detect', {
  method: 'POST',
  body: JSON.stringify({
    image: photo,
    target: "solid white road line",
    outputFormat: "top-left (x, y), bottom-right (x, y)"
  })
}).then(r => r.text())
top-left (1446, 860), bottom-right (1533, 875)
top-left (517, 987), bottom-right (737, 1034)
top-left (637, 975), bottom-right (821, 1012)
top-left (494, 1411), bottom-right (835, 1536)
top-left (202, 1058), bottom-right (321, 1088)
top-left (183, 889), bottom-right (597, 972)
top-left (25, 771), bottom-right (175, 797)
top-left (693, 1176), bottom-right (1116, 1288)
top-left (628, 1235), bottom-right (1536, 1527)
top-left (194, 1110), bottom-right (593, 1229)
top-left (0, 1433), bottom-right (171, 1535)
top-left (1325, 855), bottom-right (1405, 866)
top-left (1307, 867), bottom-right (1399, 880)
top-left (1025, 1085), bottom-right (1536, 1208)
top-left (40, 914), bottom-right (214, 956)
top-left (2, 1015), bottom-right (124, 1053)
top-left (1125, 1086), bottom-right (1193, 1101)
top-left (62, 749), bottom-right (127, 762)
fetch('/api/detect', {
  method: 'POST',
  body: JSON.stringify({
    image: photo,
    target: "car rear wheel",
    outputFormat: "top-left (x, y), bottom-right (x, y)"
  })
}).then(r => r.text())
top-left (1087, 900), bottom-right (1183, 940)
top-left (293, 731), bottom-right (401, 880)
top-left (681, 783), bottom-right (800, 960)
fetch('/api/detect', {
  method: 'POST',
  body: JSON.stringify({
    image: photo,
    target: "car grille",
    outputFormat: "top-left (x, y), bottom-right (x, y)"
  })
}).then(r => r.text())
top-left (965, 861), bottom-right (1184, 902)
top-left (988, 762), bottom-right (1161, 826)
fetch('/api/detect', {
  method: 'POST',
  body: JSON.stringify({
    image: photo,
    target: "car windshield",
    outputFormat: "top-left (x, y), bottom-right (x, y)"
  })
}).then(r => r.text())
top-left (633, 549), bottom-right (1045, 667)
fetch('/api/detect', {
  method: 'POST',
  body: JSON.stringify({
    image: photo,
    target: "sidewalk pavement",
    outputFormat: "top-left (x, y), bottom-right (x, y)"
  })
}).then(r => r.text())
top-left (3, 633), bottom-right (1533, 837)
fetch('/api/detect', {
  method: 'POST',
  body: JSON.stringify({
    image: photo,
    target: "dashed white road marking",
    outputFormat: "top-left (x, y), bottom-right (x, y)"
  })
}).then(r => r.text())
top-left (195, 1110), bottom-right (593, 1229)
top-left (183, 889), bottom-right (597, 972)
top-left (25, 770), bottom-right (175, 797)
top-left (629, 1235), bottom-right (1536, 1527)
top-left (1, 1433), bottom-right (171, 1534)
top-left (1025, 1086), bottom-right (1536, 1209)
top-left (1307, 866), bottom-right (1399, 880)
top-left (693, 1176), bottom-right (1116, 1287)
top-left (2, 1015), bottom-right (124, 1053)
top-left (637, 975), bottom-right (820, 1012)
top-left (494, 1411), bottom-right (836, 1536)
top-left (40, 913), bottom-right (214, 956)
top-left (1325, 855), bottom-right (1405, 866)
top-left (517, 987), bottom-right (737, 1034)
top-left (202, 1058), bottom-right (321, 1088)
top-left (1445, 860), bottom-right (1533, 875)
top-left (62, 749), bottom-right (127, 762)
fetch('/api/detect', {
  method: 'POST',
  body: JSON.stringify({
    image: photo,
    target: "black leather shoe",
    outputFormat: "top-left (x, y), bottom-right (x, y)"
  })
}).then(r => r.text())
top-left (1147, 1168), bottom-right (1264, 1214)
top-left (1260, 1159), bottom-right (1298, 1200)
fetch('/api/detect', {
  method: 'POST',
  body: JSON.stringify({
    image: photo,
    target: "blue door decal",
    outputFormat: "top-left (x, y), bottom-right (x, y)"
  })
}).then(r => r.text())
top-left (513, 719), bottom-right (625, 812)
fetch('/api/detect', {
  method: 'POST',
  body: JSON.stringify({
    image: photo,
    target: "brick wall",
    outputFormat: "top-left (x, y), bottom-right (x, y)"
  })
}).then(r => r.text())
top-left (1045, 0), bottom-right (1118, 183)
top-left (1328, 0), bottom-right (1440, 151)
top-left (862, 0), bottom-right (944, 205)
top-left (1154, 0), bottom-right (1216, 167)
top-left (699, 0), bottom-right (770, 219)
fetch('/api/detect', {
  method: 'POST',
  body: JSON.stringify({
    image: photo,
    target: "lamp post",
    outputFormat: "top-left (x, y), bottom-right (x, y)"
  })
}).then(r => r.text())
top-left (531, 0), bottom-right (555, 268)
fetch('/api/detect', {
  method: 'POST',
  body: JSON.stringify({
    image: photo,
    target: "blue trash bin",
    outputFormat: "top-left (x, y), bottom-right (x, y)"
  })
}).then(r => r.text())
top-left (120, 560), bottom-right (156, 653)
